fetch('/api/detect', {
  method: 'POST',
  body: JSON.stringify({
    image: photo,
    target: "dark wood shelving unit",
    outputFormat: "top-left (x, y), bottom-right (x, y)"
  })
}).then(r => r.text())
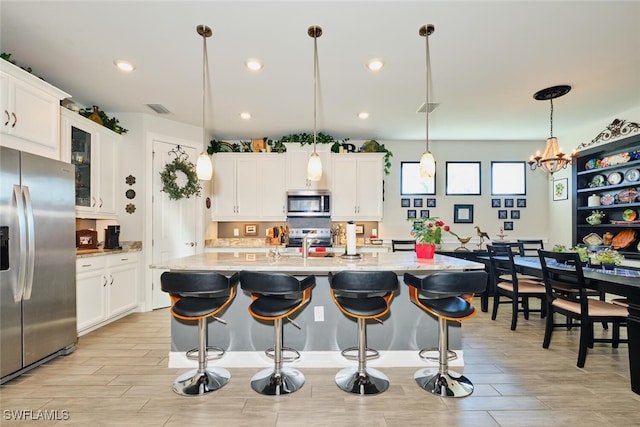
top-left (572, 125), bottom-right (640, 259)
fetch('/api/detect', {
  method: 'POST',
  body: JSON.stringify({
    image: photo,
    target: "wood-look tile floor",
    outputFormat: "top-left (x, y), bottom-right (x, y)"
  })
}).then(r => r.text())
top-left (1, 299), bottom-right (639, 426)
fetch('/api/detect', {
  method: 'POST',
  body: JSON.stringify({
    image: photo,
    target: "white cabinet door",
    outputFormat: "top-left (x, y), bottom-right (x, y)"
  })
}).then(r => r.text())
top-left (76, 258), bottom-right (107, 332)
top-left (285, 143), bottom-right (331, 190)
top-left (331, 154), bottom-right (383, 221)
top-left (260, 155), bottom-right (286, 220)
top-left (354, 156), bottom-right (384, 220)
top-left (331, 157), bottom-right (359, 218)
top-left (0, 63), bottom-right (68, 160)
top-left (62, 109), bottom-right (120, 219)
top-left (211, 154), bottom-right (260, 220)
top-left (211, 155), bottom-right (237, 218)
top-left (234, 157), bottom-right (259, 218)
top-left (107, 254), bottom-right (138, 317)
top-left (96, 132), bottom-right (118, 216)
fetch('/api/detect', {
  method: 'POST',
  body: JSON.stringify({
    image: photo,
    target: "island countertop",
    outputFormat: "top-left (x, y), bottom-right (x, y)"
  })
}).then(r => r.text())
top-left (150, 251), bottom-right (485, 274)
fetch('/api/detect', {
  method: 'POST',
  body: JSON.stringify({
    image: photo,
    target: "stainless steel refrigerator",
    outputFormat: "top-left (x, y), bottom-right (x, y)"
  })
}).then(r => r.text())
top-left (1, 147), bottom-right (77, 384)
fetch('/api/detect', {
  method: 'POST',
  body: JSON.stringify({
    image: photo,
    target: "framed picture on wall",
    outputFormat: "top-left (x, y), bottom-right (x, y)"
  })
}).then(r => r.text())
top-left (491, 198), bottom-right (501, 208)
top-left (420, 209), bottom-right (430, 218)
top-left (504, 221), bottom-right (514, 231)
top-left (498, 210), bottom-right (507, 219)
top-left (413, 198), bottom-right (423, 207)
top-left (426, 198), bottom-right (436, 207)
top-left (511, 210), bottom-right (521, 219)
top-left (407, 209), bottom-right (417, 219)
top-left (401, 198), bottom-right (410, 207)
top-left (517, 198), bottom-right (527, 208)
top-left (454, 204), bottom-right (474, 223)
top-left (504, 198), bottom-right (514, 208)
top-left (244, 224), bottom-right (258, 236)
top-left (553, 178), bottom-right (568, 201)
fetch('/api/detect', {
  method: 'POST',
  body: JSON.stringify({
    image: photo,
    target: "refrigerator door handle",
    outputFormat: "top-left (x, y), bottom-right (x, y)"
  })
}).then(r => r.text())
top-left (22, 186), bottom-right (35, 301)
top-left (13, 185), bottom-right (27, 303)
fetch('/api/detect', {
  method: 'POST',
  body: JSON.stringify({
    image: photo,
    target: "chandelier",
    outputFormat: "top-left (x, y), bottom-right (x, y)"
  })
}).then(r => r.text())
top-left (528, 85), bottom-right (575, 175)
top-left (418, 24), bottom-right (436, 178)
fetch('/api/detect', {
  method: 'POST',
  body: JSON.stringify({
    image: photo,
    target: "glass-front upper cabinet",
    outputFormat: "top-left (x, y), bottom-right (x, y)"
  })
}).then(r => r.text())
top-left (71, 126), bottom-right (92, 207)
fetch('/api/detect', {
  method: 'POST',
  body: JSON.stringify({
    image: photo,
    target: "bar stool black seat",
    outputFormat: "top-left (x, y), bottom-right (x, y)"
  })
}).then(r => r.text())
top-left (328, 270), bottom-right (398, 395)
top-left (239, 270), bottom-right (315, 396)
top-left (160, 271), bottom-right (238, 396)
top-left (404, 270), bottom-right (487, 397)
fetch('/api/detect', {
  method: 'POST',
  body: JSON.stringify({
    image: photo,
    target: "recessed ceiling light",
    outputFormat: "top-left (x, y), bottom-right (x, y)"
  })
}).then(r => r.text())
top-left (245, 59), bottom-right (263, 71)
top-left (366, 59), bottom-right (383, 71)
top-left (358, 112), bottom-right (369, 119)
top-left (113, 59), bottom-right (135, 72)
top-left (240, 112), bottom-right (251, 120)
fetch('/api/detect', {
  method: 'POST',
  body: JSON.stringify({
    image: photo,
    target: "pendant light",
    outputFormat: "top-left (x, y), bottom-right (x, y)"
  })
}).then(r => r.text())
top-left (528, 85), bottom-right (575, 175)
top-left (419, 24), bottom-right (436, 178)
top-left (307, 25), bottom-right (323, 182)
top-left (195, 24), bottom-right (213, 181)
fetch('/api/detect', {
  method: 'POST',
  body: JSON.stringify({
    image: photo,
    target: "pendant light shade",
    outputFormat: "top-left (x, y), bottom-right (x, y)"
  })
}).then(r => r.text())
top-left (196, 151), bottom-right (213, 180)
top-left (419, 151), bottom-right (436, 178)
top-left (196, 24), bottom-right (213, 181)
top-left (307, 25), bottom-right (323, 182)
top-left (419, 24), bottom-right (435, 178)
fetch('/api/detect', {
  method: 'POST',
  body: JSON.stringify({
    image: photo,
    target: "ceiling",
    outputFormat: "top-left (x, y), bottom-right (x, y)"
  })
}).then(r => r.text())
top-left (2, 1), bottom-right (639, 144)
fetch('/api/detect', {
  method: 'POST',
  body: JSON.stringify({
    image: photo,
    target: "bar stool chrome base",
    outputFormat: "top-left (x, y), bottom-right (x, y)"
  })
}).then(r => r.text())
top-left (172, 367), bottom-right (231, 396)
top-left (335, 366), bottom-right (390, 395)
top-left (250, 367), bottom-right (305, 395)
top-left (414, 368), bottom-right (473, 398)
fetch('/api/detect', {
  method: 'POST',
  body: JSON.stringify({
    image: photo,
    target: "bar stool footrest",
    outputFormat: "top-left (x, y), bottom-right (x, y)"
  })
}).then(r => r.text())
top-left (185, 346), bottom-right (225, 361)
top-left (264, 346), bottom-right (300, 363)
top-left (418, 347), bottom-right (457, 362)
top-left (340, 346), bottom-right (379, 361)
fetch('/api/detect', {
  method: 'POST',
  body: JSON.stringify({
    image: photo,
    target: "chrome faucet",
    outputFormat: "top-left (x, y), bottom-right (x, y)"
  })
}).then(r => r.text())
top-left (302, 230), bottom-right (318, 259)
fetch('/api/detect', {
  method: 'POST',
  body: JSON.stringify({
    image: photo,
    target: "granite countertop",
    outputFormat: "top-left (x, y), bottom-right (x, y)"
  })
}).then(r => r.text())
top-left (150, 251), bottom-right (484, 275)
top-left (76, 241), bottom-right (142, 258)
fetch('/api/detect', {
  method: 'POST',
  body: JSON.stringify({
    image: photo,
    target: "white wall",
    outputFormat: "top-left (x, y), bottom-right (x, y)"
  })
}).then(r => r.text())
top-left (378, 138), bottom-right (550, 249)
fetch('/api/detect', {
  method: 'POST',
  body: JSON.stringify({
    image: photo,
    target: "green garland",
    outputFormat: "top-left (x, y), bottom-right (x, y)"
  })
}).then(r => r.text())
top-left (160, 158), bottom-right (201, 200)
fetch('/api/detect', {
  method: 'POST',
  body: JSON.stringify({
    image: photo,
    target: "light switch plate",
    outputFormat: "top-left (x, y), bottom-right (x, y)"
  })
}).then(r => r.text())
top-left (314, 306), bottom-right (324, 322)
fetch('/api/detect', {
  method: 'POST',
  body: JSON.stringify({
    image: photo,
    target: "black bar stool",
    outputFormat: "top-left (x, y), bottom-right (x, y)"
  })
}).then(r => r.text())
top-left (404, 271), bottom-right (487, 397)
top-left (328, 270), bottom-right (398, 395)
top-left (239, 270), bottom-right (315, 396)
top-left (160, 271), bottom-right (238, 396)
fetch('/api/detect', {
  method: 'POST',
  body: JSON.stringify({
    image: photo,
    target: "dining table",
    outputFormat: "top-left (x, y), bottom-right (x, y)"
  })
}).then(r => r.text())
top-left (512, 256), bottom-right (640, 395)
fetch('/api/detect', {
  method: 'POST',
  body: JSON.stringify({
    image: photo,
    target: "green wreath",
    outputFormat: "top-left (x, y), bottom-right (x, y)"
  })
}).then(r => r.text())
top-left (160, 158), bottom-right (202, 200)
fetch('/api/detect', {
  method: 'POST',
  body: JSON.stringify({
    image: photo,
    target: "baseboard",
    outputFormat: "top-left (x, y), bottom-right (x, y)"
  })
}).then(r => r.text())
top-left (168, 350), bottom-right (464, 369)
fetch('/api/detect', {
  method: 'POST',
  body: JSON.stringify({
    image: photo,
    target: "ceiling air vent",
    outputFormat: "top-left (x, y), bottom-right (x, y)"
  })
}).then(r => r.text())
top-left (146, 103), bottom-right (171, 114)
top-left (416, 102), bottom-right (440, 113)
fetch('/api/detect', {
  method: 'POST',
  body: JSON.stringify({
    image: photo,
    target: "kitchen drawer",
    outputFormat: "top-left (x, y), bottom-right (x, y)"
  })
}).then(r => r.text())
top-left (76, 257), bottom-right (106, 273)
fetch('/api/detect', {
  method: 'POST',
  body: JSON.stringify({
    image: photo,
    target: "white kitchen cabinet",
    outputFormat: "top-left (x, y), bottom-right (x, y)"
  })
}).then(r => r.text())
top-left (61, 109), bottom-right (120, 218)
top-left (331, 153), bottom-right (384, 221)
top-left (260, 154), bottom-right (287, 219)
top-left (75, 257), bottom-right (107, 333)
top-left (75, 253), bottom-right (139, 335)
top-left (285, 143), bottom-right (332, 190)
top-left (0, 61), bottom-right (69, 160)
top-left (211, 154), bottom-right (259, 220)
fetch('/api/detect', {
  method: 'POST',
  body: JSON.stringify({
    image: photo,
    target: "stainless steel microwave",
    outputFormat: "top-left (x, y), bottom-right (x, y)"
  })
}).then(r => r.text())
top-left (286, 190), bottom-right (331, 217)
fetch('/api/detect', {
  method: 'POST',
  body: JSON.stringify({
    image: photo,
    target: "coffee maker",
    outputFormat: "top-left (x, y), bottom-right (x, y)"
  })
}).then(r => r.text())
top-left (104, 225), bottom-right (121, 250)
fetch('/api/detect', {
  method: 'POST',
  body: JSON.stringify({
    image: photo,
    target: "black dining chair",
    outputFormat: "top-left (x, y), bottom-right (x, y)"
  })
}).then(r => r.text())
top-left (391, 240), bottom-right (416, 252)
top-left (538, 250), bottom-right (628, 368)
top-left (516, 239), bottom-right (544, 257)
top-left (487, 243), bottom-right (546, 330)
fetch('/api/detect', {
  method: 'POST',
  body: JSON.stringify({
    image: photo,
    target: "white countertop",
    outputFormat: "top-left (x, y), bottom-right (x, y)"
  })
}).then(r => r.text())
top-left (151, 251), bottom-right (484, 275)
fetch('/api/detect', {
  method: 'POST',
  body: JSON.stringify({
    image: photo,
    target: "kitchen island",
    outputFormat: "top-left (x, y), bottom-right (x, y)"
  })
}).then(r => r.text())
top-left (151, 251), bottom-right (484, 368)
